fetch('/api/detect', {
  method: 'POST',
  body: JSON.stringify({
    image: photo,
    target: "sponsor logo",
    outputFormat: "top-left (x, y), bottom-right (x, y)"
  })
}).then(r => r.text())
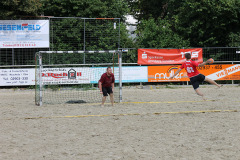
top-left (154, 66), bottom-right (183, 79)
top-left (167, 66), bottom-right (178, 73)
top-left (142, 52), bottom-right (147, 59)
top-left (0, 24), bottom-right (41, 31)
top-left (216, 65), bottom-right (240, 78)
top-left (68, 69), bottom-right (76, 79)
top-left (42, 69), bottom-right (81, 79)
top-left (181, 51), bottom-right (199, 58)
top-left (42, 72), bottom-right (67, 78)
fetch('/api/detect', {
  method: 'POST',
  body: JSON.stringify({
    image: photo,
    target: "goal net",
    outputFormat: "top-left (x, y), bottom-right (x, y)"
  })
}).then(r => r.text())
top-left (35, 50), bottom-right (122, 106)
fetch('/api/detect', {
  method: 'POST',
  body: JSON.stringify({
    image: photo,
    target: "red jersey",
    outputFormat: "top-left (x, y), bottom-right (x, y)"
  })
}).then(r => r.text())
top-left (180, 60), bottom-right (200, 78)
top-left (99, 73), bottom-right (115, 87)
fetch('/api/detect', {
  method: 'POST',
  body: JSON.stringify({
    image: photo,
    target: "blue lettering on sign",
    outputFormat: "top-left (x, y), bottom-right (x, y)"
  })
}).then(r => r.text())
top-left (17, 25), bottom-right (21, 30)
top-left (0, 24), bottom-right (41, 31)
top-left (7, 25), bottom-right (11, 30)
top-left (12, 25), bottom-right (17, 30)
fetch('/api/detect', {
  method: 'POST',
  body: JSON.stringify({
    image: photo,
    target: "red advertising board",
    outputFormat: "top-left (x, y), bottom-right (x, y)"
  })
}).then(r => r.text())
top-left (138, 48), bottom-right (203, 65)
top-left (148, 64), bottom-right (240, 82)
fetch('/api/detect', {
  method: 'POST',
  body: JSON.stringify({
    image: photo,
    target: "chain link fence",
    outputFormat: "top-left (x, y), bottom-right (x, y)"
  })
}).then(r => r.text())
top-left (0, 17), bottom-right (120, 67)
top-left (1, 18), bottom-right (240, 66)
top-left (121, 47), bottom-right (240, 65)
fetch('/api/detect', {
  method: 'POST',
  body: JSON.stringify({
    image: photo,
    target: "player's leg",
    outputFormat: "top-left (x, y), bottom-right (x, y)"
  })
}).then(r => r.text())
top-left (107, 87), bottom-right (114, 106)
top-left (191, 76), bottom-right (206, 100)
top-left (101, 96), bottom-right (107, 107)
top-left (195, 88), bottom-right (206, 100)
top-left (194, 88), bottom-right (203, 96)
top-left (101, 87), bottom-right (108, 107)
top-left (204, 77), bottom-right (222, 88)
top-left (110, 93), bottom-right (114, 106)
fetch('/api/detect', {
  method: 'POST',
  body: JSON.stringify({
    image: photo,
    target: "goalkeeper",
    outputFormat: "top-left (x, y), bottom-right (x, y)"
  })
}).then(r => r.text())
top-left (99, 67), bottom-right (115, 107)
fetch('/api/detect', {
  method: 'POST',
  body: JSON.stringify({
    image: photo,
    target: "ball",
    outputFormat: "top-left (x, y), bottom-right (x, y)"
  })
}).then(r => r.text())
top-left (208, 58), bottom-right (214, 64)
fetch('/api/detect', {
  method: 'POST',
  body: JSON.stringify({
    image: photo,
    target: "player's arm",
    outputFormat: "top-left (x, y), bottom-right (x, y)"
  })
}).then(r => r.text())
top-left (169, 68), bottom-right (182, 79)
top-left (111, 75), bottom-right (115, 92)
top-left (99, 81), bottom-right (103, 93)
top-left (99, 74), bottom-right (105, 93)
top-left (111, 83), bottom-right (114, 92)
top-left (198, 61), bottom-right (208, 67)
top-left (198, 59), bottom-right (213, 67)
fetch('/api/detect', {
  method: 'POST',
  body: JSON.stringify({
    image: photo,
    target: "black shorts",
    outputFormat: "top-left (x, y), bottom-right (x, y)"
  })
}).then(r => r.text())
top-left (190, 74), bottom-right (206, 90)
top-left (102, 87), bottom-right (113, 96)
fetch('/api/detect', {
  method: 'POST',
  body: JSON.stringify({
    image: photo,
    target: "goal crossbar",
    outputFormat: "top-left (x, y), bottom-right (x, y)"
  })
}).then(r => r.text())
top-left (39, 50), bottom-right (118, 54)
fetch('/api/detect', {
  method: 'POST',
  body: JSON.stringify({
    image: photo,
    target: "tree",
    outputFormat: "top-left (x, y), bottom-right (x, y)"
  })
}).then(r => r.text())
top-left (127, 0), bottom-right (170, 21)
top-left (127, 0), bottom-right (240, 47)
top-left (136, 18), bottom-right (190, 48)
top-left (171, 0), bottom-right (240, 47)
top-left (41, 0), bottom-right (129, 20)
top-left (40, 0), bottom-right (136, 62)
top-left (0, 0), bottom-right (42, 19)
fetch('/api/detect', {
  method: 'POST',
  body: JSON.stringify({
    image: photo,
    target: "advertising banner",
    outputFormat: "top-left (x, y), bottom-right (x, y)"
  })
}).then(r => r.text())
top-left (138, 48), bottom-right (203, 65)
top-left (148, 66), bottom-right (189, 82)
top-left (0, 20), bottom-right (49, 48)
top-left (44, 67), bottom-right (148, 85)
top-left (41, 68), bottom-right (91, 85)
top-left (121, 66), bottom-right (148, 82)
top-left (91, 66), bottom-right (148, 83)
top-left (0, 69), bottom-right (35, 86)
top-left (1, 65), bottom-right (239, 86)
top-left (148, 64), bottom-right (240, 82)
top-left (205, 64), bottom-right (240, 80)
top-left (0, 66), bottom-right (149, 86)
top-left (0, 68), bottom-right (91, 86)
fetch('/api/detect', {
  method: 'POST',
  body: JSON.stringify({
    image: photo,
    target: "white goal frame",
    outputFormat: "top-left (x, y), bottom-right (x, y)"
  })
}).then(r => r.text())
top-left (35, 50), bottom-right (122, 106)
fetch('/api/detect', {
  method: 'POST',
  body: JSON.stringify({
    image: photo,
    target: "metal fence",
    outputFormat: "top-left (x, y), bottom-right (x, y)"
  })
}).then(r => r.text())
top-left (121, 47), bottom-right (240, 66)
top-left (202, 47), bottom-right (240, 63)
top-left (0, 17), bottom-right (120, 67)
top-left (1, 17), bottom-right (240, 67)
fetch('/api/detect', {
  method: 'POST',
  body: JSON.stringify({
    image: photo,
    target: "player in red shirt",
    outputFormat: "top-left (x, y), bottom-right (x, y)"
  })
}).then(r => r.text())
top-left (169, 53), bottom-right (222, 100)
top-left (99, 67), bottom-right (115, 106)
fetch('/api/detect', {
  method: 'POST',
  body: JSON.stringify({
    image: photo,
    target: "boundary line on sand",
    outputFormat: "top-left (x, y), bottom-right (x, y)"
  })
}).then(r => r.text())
top-left (25, 109), bottom-right (237, 120)
top-left (121, 100), bottom-right (215, 104)
top-left (77, 100), bottom-right (217, 106)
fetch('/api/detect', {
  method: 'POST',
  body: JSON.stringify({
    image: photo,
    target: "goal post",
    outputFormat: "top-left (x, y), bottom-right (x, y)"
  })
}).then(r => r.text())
top-left (35, 50), bottom-right (122, 106)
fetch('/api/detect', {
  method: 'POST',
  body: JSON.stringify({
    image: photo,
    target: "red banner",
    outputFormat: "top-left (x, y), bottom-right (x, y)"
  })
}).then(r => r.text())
top-left (138, 48), bottom-right (203, 65)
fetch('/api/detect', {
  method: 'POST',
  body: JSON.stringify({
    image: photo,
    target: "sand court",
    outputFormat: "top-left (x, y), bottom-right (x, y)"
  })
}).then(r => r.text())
top-left (0, 85), bottom-right (239, 159)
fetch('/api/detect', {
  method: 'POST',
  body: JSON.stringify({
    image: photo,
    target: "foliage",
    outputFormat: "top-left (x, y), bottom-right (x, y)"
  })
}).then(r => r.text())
top-left (0, 0), bottom-right (42, 19)
top-left (41, 0), bottom-right (129, 20)
top-left (127, 0), bottom-right (170, 21)
top-left (40, 0), bottom-right (135, 63)
top-left (171, 0), bottom-right (240, 47)
top-left (1, 0), bottom-right (240, 66)
top-left (228, 32), bottom-right (240, 47)
top-left (128, 0), bottom-right (240, 47)
top-left (136, 18), bottom-right (190, 48)
top-left (39, 0), bottom-right (136, 62)
top-left (119, 23), bottom-right (137, 63)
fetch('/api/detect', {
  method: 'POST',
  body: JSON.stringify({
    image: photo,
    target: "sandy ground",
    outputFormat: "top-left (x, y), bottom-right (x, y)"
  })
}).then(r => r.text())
top-left (0, 85), bottom-right (240, 160)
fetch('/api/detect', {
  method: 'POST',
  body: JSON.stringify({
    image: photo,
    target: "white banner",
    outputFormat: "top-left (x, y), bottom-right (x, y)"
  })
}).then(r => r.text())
top-left (41, 68), bottom-right (91, 85)
top-left (0, 69), bottom-right (35, 86)
top-left (0, 67), bottom-right (149, 86)
top-left (122, 66), bottom-right (148, 82)
top-left (90, 66), bottom-right (148, 83)
top-left (0, 20), bottom-right (49, 48)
